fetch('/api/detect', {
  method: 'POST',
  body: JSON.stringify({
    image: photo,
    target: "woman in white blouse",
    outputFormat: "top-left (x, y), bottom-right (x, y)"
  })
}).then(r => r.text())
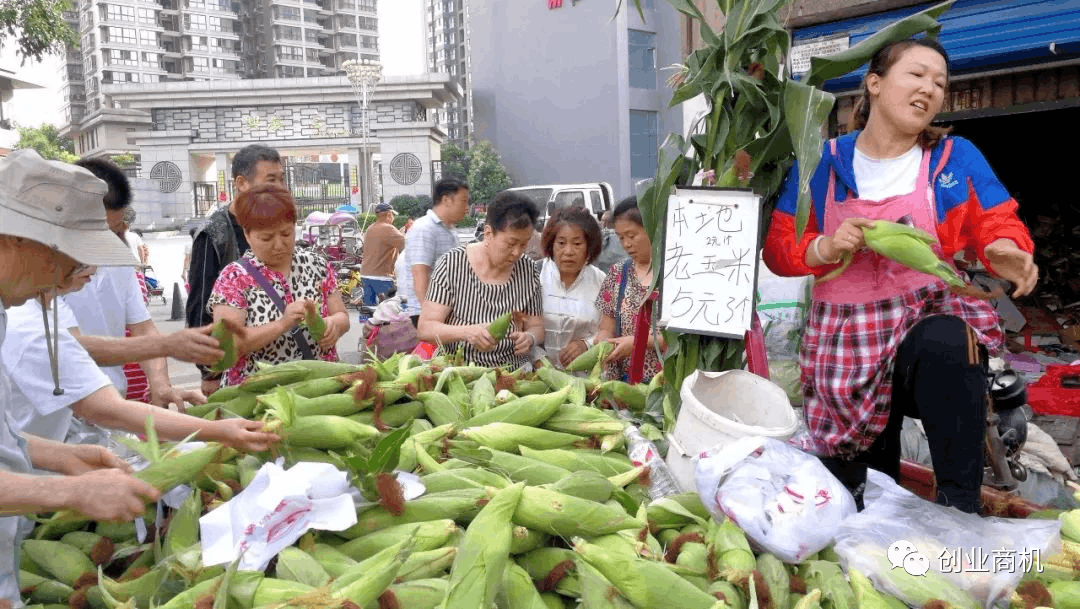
top-left (537, 206), bottom-right (606, 368)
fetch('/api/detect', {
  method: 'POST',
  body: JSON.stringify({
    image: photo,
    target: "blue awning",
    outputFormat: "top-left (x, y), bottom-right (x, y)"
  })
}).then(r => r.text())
top-left (793, 0), bottom-right (1080, 91)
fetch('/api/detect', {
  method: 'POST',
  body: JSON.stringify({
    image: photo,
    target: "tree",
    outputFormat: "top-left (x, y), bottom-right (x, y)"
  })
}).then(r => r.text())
top-left (439, 142), bottom-right (469, 182)
top-left (0, 0), bottom-right (78, 64)
top-left (16, 123), bottom-right (77, 163)
top-left (466, 140), bottom-right (512, 206)
top-left (389, 194), bottom-right (426, 219)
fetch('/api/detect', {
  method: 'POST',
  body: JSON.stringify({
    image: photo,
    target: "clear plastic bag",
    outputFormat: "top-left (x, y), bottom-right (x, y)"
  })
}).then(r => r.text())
top-left (694, 436), bottom-right (857, 563)
top-left (833, 469), bottom-right (1062, 609)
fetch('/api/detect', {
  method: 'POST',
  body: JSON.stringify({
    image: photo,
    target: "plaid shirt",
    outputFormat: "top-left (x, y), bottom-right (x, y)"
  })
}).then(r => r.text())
top-left (400, 209), bottom-right (459, 316)
top-left (797, 283), bottom-right (1003, 459)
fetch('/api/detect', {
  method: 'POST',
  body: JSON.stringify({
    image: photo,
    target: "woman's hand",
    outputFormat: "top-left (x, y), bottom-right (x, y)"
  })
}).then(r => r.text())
top-left (280, 299), bottom-right (309, 331)
top-left (212, 418), bottom-right (280, 452)
top-left (559, 339), bottom-right (589, 368)
top-left (984, 239), bottom-right (1039, 297)
top-left (603, 336), bottom-right (635, 365)
top-left (509, 331), bottom-right (536, 356)
top-left (821, 218), bottom-right (877, 261)
top-left (459, 325), bottom-right (497, 352)
top-left (62, 469), bottom-right (160, 523)
top-left (318, 313), bottom-right (349, 350)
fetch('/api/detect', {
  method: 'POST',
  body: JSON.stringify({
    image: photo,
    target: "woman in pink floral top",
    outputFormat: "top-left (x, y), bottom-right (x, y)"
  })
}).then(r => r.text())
top-left (593, 197), bottom-right (664, 383)
top-left (207, 185), bottom-right (350, 387)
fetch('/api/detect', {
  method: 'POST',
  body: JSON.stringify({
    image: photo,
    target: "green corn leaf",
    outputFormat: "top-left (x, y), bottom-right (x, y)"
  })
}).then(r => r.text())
top-left (369, 426), bottom-right (410, 474)
top-left (783, 79), bottom-right (836, 238)
top-left (804, 1), bottom-right (954, 87)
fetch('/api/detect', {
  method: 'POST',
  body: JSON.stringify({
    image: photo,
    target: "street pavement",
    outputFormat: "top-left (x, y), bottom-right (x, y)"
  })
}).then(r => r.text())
top-left (143, 227), bottom-right (476, 391)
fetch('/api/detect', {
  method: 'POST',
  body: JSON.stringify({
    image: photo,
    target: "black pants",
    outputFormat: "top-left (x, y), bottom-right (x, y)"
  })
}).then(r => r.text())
top-left (819, 315), bottom-right (988, 514)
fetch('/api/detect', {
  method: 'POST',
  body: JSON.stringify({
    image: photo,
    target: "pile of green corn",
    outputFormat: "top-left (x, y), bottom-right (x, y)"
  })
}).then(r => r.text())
top-left (18, 350), bottom-right (1080, 609)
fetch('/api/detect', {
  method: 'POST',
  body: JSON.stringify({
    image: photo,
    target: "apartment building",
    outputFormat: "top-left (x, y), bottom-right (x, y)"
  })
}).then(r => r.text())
top-left (61, 0), bottom-right (380, 157)
top-left (425, 0), bottom-right (471, 148)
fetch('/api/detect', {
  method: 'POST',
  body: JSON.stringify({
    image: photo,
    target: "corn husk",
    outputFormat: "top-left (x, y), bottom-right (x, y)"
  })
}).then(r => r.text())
top-left (440, 483), bottom-right (524, 608)
top-left (573, 539), bottom-right (721, 609)
top-left (273, 547), bottom-right (330, 588)
top-left (513, 486), bottom-right (644, 538)
top-left (338, 519), bottom-right (458, 561)
top-left (461, 385), bottom-right (572, 429)
top-left (460, 422), bottom-right (581, 452)
top-left (501, 562), bottom-right (556, 609)
top-left (21, 540), bottom-right (96, 588)
top-left (340, 487), bottom-right (494, 538)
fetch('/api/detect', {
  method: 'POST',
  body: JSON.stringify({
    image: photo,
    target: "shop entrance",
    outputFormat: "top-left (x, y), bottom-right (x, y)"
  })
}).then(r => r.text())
top-left (948, 106), bottom-right (1080, 306)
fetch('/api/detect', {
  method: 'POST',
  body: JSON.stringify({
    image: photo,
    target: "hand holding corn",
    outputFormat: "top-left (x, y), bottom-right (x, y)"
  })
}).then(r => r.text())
top-left (59, 468), bottom-right (160, 522)
top-left (459, 324), bottom-right (497, 352)
top-left (984, 237), bottom-right (1039, 297)
top-left (603, 336), bottom-right (635, 365)
top-left (52, 443), bottom-right (133, 476)
top-left (210, 418), bottom-right (280, 452)
top-left (815, 217), bottom-right (875, 265)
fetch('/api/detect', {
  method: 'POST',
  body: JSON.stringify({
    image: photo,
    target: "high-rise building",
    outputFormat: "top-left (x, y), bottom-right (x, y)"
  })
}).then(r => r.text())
top-left (60, 0), bottom-right (380, 157)
top-left (425, 0), bottom-right (471, 149)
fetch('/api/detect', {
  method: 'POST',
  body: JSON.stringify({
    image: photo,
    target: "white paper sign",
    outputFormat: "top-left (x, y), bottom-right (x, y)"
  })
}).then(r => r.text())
top-left (659, 187), bottom-right (761, 339)
top-left (790, 34), bottom-right (850, 75)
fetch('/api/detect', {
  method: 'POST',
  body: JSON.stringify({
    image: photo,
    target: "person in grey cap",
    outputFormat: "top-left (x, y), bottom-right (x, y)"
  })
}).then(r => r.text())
top-left (359, 201), bottom-right (405, 279)
top-left (0, 150), bottom-right (164, 607)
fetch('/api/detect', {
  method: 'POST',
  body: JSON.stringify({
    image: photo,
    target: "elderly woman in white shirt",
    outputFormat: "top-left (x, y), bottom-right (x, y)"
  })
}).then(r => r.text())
top-left (536, 206), bottom-right (607, 368)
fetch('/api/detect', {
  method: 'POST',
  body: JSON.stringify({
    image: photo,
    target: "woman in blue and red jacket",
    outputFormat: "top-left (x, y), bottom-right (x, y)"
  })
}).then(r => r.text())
top-left (762, 37), bottom-right (1039, 513)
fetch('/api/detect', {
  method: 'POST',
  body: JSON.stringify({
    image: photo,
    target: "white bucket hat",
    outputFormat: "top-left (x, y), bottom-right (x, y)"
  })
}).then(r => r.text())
top-left (0, 149), bottom-right (137, 266)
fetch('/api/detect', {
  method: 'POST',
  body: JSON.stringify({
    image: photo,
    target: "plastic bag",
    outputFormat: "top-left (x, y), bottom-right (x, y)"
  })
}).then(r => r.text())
top-left (833, 469), bottom-right (1062, 609)
top-left (756, 255), bottom-right (811, 361)
top-left (694, 436), bottom-right (856, 563)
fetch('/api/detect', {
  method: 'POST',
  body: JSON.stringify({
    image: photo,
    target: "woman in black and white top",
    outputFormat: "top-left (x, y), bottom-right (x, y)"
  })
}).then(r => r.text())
top-left (419, 191), bottom-right (544, 369)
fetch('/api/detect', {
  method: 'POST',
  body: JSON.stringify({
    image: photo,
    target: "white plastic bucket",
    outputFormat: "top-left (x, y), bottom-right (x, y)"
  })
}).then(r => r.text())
top-left (665, 369), bottom-right (800, 493)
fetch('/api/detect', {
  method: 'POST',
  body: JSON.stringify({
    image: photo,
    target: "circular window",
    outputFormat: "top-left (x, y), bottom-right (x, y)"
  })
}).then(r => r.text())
top-left (149, 161), bottom-right (183, 193)
top-left (389, 153), bottom-right (423, 186)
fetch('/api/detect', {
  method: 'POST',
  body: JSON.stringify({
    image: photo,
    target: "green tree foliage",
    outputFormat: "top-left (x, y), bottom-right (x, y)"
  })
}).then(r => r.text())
top-left (16, 123), bottom-right (78, 163)
top-left (389, 194), bottom-right (426, 219)
top-left (439, 142), bottom-right (469, 182)
top-left (466, 140), bottom-right (513, 206)
top-left (0, 0), bottom-right (78, 64)
top-left (438, 140), bottom-right (513, 206)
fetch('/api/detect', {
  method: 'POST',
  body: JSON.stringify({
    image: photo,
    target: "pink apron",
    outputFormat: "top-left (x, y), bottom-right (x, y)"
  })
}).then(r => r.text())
top-left (798, 139), bottom-right (1003, 458)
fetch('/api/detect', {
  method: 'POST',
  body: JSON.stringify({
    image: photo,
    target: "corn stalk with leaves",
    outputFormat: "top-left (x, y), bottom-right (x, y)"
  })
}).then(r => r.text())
top-left (625, 0), bottom-right (954, 430)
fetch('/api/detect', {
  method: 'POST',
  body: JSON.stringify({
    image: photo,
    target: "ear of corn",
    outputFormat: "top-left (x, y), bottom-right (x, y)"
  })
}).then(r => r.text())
top-left (348, 399), bottom-right (424, 428)
top-left (445, 372), bottom-right (471, 410)
top-left (460, 422), bottom-right (582, 452)
top-left (707, 580), bottom-right (745, 609)
top-left (847, 567), bottom-right (892, 609)
top-left (541, 470), bottom-right (615, 503)
top-left (756, 552), bottom-right (790, 609)
top-left (450, 446), bottom-right (574, 486)
top-left (277, 375), bottom-right (353, 399)
top-left (338, 519), bottom-right (459, 561)
top-left (440, 482), bottom-right (524, 609)
top-left (462, 385), bottom-right (572, 429)
top-left (542, 405), bottom-right (626, 436)
top-left (502, 562), bottom-right (559, 609)
top-left (273, 547), bottom-right (331, 588)
top-left (303, 305), bottom-right (327, 342)
top-left (646, 492), bottom-right (711, 530)
top-left (515, 548), bottom-right (581, 597)
top-left (519, 447), bottom-right (634, 477)
top-left (799, 560), bottom-right (855, 609)
top-left (566, 342), bottom-right (614, 373)
top-left (21, 540), bottom-right (96, 587)
top-left (310, 544), bottom-right (357, 578)
top-left (334, 531), bottom-right (416, 607)
top-left (379, 578), bottom-right (448, 609)
top-left (419, 391), bottom-right (468, 427)
top-left (239, 367), bottom-right (312, 394)
top-left (290, 393), bottom-right (365, 418)
top-left (205, 384), bottom-right (246, 404)
top-left (58, 532), bottom-right (104, 557)
top-left (513, 486), bottom-right (645, 538)
top-left (164, 489), bottom-right (201, 559)
top-left (598, 381), bottom-right (648, 412)
top-left (487, 312), bottom-right (512, 342)
top-left (98, 567), bottom-right (169, 607)
top-left (250, 577), bottom-right (317, 607)
top-left (573, 539), bottom-right (723, 609)
top-left (420, 468), bottom-right (511, 494)
top-left (1060, 510), bottom-right (1080, 543)
top-left (509, 526), bottom-right (548, 555)
top-left (676, 542), bottom-right (710, 577)
top-left (1048, 581), bottom-right (1080, 608)
top-left (208, 320), bottom-right (238, 373)
top-left (395, 546), bottom-right (458, 582)
top-left (156, 574), bottom-right (223, 609)
top-left (23, 577), bottom-right (74, 605)
top-left (469, 374), bottom-right (497, 416)
top-left (341, 487), bottom-right (494, 538)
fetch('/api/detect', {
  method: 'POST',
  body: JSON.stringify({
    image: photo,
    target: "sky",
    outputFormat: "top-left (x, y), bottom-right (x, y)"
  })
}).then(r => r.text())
top-left (1, 1), bottom-right (428, 130)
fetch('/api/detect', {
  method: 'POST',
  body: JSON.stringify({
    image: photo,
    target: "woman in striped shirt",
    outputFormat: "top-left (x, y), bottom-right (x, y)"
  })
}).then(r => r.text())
top-left (419, 191), bottom-right (545, 369)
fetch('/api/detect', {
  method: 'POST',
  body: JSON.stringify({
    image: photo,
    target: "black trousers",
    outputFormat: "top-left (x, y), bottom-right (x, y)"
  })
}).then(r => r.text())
top-left (819, 315), bottom-right (988, 514)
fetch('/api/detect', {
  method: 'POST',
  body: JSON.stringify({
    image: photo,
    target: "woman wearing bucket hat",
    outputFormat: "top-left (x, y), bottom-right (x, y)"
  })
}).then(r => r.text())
top-left (0, 150), bottom-right (168, 607)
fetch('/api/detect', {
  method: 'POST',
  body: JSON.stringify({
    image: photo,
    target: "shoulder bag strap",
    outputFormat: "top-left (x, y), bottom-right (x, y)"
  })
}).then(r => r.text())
top-left (614, 258), bottom-right (633, 337)
top-left (237, 257), bottom-right (316, 360)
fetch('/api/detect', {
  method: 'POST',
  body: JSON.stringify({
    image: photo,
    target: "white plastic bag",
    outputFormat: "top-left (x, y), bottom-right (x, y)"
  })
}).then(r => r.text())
top-left (833, 469), bottom-right (1062, 609)
top-left (694, 436), bottom-right (856, 563)
top-left (199, 460), bottom-right (358, 571)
